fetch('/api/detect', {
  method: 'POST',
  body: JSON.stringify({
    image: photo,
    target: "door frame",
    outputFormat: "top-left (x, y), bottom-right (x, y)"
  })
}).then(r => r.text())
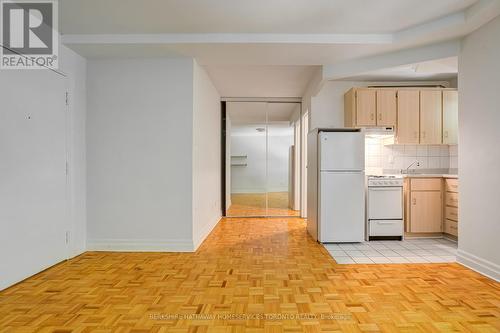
top-left (220, 101), bottom-right (227, 216)
top-left (220, 99), bottom-right (303, 217)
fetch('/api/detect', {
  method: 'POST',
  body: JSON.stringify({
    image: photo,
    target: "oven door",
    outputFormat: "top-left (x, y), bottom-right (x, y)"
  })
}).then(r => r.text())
top-left (368, 186), bottom-right (403, 220)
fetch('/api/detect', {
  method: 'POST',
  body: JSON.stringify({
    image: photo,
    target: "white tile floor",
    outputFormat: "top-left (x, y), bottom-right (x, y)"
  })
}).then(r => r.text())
top-left (324, 238), bottom-right (457, 264)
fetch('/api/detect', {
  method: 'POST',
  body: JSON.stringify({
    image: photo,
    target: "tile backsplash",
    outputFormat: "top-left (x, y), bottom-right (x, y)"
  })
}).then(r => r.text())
top-left (365, 136), bottom-right (458, 174)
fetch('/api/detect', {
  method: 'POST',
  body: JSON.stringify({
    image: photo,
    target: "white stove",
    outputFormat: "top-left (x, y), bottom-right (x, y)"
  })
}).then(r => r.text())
top-left (367, 175), bottom-right (403, 187)
top-left (367, 175), bottom-right (404, 240)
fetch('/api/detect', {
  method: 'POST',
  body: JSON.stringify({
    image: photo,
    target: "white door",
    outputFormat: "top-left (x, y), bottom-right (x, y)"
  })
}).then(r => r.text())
top-left (368, 187), bottom-right (403, 220)
top-left (319, 131), bottom-right (364, 171)
top-left (0, 70), bottom-right (68, 290)
top-left (319, 171), bottom-right (365, 242)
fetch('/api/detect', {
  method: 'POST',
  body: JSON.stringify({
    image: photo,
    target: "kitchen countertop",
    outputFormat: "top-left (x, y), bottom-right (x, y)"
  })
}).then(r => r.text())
top-left (379, 173), bottom-right (458, 179)
top-left (400, 174), bottom-right (458, 179)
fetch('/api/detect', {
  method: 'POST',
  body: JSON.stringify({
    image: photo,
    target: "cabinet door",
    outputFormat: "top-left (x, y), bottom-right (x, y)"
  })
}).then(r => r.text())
top-left (376, 90), bottom-right (397, 126)
top-left (420, 90), bottom-right (442, 144)
top-left (397, 90), bottom-right (420, 144)
top-left (410, 191), bottom-right (442, 232)
top-left (444, 219), bottom-right (458, 236)
top-left (356, 89), bottom-right (376, 126)
top-left (443, 90), bottom-right (458, 144)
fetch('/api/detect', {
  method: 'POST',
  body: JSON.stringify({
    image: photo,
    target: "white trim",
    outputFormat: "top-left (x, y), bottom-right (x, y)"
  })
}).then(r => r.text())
top-left (62, 33), bottom-right (393, 45)
top-left (457, 249), bottom-right (500, 282)
top-left (87, 238), bottom-right (195, 252)
top-left (362, 81), bottom-right (451, 88)
top-left (193, 216), bottom-right (222, 250)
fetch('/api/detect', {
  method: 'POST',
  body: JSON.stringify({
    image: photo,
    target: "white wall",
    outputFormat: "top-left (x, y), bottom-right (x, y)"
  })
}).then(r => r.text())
top-left (365, 137), bottom-right (453, 174)
top-left (310, 80), bottom-right (359, 129)
top-left (86, 58), bottom-right (195, 251)
top-left (458, 15), bottom-right (500, 280)
top-left (192, 62), bottom-right (221, 248)
top-left (268, 130), bottom-right (294, 192)
top-left (230, 126), bottom-right (294, 193)
top-left (0, 45), bottom-right (87, 291)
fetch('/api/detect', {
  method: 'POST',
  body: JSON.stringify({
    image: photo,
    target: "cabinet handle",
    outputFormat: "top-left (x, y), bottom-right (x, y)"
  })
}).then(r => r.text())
top-left (370, 113), bottom-right (374, 120)
top-left (378, 113), bottom-right (382, 121)
top-left (444, 131), bottom-right (448, 138)
top-left (412, 198), bottom-right (416, 205)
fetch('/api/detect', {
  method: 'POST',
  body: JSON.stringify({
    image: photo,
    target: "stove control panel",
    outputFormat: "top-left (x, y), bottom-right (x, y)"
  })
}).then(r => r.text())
top-left (368, 177), bottom-right (403, 187)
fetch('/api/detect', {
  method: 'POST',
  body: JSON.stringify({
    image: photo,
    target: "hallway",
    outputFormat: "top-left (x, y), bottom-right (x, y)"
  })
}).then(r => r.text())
top-left (0, 218), bottom-right (498, 332)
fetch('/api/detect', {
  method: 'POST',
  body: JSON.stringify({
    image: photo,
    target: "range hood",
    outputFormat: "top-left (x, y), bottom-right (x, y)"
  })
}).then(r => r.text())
top-left (363, 126), bottom-right (395, 138)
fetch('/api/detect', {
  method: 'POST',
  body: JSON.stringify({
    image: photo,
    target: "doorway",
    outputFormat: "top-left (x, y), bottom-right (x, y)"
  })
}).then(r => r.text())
top-left (222, 101), bottom-right (301, 217)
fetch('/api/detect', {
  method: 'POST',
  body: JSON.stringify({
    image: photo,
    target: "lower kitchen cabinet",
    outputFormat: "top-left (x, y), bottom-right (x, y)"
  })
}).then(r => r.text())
top-left (405, 178), bottom-right (443, 233)
top-left (443, 178), bottom-right (459, 238)
top-left (445, 206), bottom-right (458, 221)
top-left (404, 177), bottom-right (459, 238)
top-left (410, 191), bottom-right (442, 232)
top-left (444, 219), bottom-right (458, 236)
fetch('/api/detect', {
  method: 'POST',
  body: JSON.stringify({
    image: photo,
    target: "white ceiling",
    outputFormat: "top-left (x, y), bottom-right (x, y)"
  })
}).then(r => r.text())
top-left (61, 0), bottom-right (494, 66)
top-left (228, 102), bottom-right (300, 124)
top-left (60, 0), bottom-right (476, 34)
top-left (66, 43), bottom-right (394, 66)
top-left (206, 66), bottom-right (318, 97)
top-left (343, 57), bottom-right (458, 81)
top-left (60, 0), bottom-right (500, 97)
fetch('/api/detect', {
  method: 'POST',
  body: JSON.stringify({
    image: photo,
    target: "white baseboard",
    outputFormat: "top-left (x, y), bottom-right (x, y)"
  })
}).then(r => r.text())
top-left (457, 249), bottom-right (500, 281)
top-left (87, 238), bottom-right (195, 252)
top-left (193, 215), bottom-right (222, 250)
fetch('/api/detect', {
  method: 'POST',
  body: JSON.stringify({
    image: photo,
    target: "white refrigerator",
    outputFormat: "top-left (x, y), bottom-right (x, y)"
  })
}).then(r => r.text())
top-left (310, 130), bottom-right (365, 243)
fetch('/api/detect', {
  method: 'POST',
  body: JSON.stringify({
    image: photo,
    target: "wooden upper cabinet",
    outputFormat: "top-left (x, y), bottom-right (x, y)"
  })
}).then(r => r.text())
top-left (443, 90), bottom-right (458, 144)
top-left (356, 89), bottom-right (377, 126)
top-left (376, 90), bottom-right (397, 126)
top-left (397, 90), bottom-right (420, 144)
top-left (345, 87), bottom-right (458, 144)
top-left (420, 90), bottom-right (442, 144)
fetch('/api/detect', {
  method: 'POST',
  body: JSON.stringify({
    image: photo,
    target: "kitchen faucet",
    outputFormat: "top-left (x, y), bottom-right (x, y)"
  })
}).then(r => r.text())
top-left (401, 160), bottom-right (420, 174)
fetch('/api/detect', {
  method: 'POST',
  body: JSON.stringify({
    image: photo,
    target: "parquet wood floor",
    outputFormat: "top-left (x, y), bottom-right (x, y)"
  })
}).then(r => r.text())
top-left (228, 192), bottom-right (300, 217)
top-left (1, 218), bottom-right (499, 332)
